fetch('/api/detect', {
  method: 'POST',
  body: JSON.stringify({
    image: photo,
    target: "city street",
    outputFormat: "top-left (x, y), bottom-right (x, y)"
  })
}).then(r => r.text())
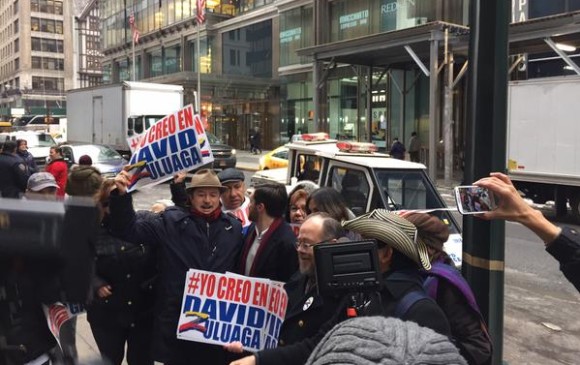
top-left (73, 151), bottom-right (580, 364)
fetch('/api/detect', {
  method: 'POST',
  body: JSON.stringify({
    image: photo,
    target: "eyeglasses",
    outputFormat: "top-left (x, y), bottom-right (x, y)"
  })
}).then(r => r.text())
top-left (295, 240), bottom-right (327, 250)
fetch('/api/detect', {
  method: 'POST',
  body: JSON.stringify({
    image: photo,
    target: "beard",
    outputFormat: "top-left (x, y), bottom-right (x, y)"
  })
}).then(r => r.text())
top-left (248, 206), bottom-right (258, 222)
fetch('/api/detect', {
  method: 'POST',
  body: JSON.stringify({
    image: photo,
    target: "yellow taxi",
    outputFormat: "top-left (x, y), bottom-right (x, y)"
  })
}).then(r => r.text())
top-left (258, 146), bottom-right (289, 170)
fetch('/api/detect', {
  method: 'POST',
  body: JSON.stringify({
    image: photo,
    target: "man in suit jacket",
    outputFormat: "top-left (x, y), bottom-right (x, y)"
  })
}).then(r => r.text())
top-left (238, 183), bottom-right (297, 282)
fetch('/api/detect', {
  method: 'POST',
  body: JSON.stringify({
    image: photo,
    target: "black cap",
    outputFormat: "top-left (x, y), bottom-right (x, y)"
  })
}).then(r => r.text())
top-left (217, 168), bottom-right (245, 184)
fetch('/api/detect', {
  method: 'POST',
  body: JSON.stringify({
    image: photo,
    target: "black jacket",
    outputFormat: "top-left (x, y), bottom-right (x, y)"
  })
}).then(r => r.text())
top-left (87, 214), bottom-right (158, 328)
top-left (0, 258), bottom-right (60, 364)
top-left (239, 219), bottom-right (298, 282)
top-left (17, 150), bottom-right (38, 175)
top-left (109, 192), bottom-right (243, 364)
top-left (0, 152), bottom-right (28, 198)
top-left (546, 226), bottom-right (580, 292)
top-left (257, 273), bottom-right (342, 365)
top-left (254, 269), bottom-right (451, 365)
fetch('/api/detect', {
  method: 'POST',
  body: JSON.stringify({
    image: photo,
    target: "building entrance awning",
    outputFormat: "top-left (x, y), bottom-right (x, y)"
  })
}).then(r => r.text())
top-left (297, 21), bottom-right (469, 68)
top-left (297, 11), bottom-right (580, 68)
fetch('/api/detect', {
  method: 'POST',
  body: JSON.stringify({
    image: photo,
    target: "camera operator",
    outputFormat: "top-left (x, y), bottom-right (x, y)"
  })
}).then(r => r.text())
top-left (342, 209), bottom-right (451, 336)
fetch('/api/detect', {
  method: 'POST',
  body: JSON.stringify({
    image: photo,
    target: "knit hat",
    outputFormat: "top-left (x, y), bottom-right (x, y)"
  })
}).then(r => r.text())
top-left (78, 154), bottom-right (93, 166)
top-left (66, 165), bottom-right (103, 196)
top-left (342, 209), bottom-right (431, 270)
top-left (399, 212), bottom-right (450, 252)
top-left (306, 316), bottom-right (467, 365)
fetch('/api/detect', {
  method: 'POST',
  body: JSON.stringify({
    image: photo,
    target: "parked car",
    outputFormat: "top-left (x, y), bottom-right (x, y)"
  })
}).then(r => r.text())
top-left (60, 143), bottom-right (127, 179)
top-left (0, 130), bottom-right (56, 170)
top-left (207, 132), bottom-right (236, 170)
top-left (258, 146), bottom-right (288, 170)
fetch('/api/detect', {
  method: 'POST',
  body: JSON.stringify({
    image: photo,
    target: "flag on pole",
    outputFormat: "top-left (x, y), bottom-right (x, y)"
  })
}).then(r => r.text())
top-left (196, 0), bottom-right (206, 25)
top-left (129, 11), bottom-right (140, 44)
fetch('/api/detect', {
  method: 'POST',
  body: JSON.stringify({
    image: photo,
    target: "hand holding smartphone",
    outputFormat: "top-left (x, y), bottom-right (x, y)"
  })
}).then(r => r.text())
top-left (454, 185), bottom-right (497, 215)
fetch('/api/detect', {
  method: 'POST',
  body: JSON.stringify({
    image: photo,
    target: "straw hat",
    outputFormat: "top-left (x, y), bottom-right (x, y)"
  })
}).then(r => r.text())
top-left (342, 209), bottom-right (431, 270)
top-left (186, 169), bottom-right (228, 193)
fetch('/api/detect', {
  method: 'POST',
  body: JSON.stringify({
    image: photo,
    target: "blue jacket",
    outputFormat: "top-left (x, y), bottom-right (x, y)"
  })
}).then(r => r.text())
top-left (109, 191), bottom-right (243, 364)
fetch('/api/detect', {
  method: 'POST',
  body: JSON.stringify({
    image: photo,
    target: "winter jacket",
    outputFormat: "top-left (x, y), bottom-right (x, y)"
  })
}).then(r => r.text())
top-left (0, 152), bottom-right (28, 198)
top-left (17, 149), bottom-right (38, 175)
top-left (257, 273), bottom-right (342, 365)
top-left (45, 158), bottom-right (68, 197)
top-left (108, 191), bottom-right (243, 364)
top-left (546, 226), bottom-right (580, 292)
top-left (66, 165), bottom-right (102, 196)
top-left (87, 214), bottom-right (158, 327)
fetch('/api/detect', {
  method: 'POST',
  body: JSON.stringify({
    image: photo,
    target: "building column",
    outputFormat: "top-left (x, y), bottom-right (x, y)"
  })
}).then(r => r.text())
top-left (428, 33), bottom-right (440, 179)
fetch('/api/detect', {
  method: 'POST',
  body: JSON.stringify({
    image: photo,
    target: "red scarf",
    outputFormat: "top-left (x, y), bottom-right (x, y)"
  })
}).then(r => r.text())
top-left (190, 207), bottom-right (222, 222)
top-left (239, 217), bottom-right (283, 276)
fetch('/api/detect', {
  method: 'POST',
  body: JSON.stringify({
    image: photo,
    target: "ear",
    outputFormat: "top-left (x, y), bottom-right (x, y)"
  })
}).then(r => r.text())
top-left (377, 246), bottom-right (393, 272)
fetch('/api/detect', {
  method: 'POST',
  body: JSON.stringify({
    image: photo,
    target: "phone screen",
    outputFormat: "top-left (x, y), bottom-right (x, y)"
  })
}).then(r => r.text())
top-left (454, 186), bottom-right (497, 215)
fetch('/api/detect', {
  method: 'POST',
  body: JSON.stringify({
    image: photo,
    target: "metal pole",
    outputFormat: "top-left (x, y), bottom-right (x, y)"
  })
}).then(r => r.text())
top-left (132, 34), bottom-right (136, 81)
top-left (197, 24), bottom-right (201, 113)
top-left (443, 29), bottom-right (454, 183)
top-left (463, 1), bottom-right (510, 364)
top-left (428, 34), bottom-right (439, 178)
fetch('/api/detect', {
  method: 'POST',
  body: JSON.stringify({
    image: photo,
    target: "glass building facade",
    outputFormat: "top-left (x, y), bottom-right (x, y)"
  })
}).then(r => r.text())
top-left (100, 0), bottom-right (580, 152)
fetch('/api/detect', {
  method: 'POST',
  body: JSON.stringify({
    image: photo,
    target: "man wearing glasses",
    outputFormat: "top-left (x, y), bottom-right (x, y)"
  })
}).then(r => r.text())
top-left (229, 212), bottom-right (347, 365)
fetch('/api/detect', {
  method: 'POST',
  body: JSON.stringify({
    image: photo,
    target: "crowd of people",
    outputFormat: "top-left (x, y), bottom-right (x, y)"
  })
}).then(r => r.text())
top-left (2, 138), bottom-right (580, 365)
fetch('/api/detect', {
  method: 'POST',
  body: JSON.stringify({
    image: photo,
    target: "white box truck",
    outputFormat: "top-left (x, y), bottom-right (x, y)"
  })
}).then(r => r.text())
top-left (66, 81), bottom-right (183, 152)
top-left (507, 76), bottom-right (580, 222)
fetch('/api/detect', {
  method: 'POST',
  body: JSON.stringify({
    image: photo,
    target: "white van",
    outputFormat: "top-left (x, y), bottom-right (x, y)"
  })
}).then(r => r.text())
top-left (0, 131), bottom-right (57, 169)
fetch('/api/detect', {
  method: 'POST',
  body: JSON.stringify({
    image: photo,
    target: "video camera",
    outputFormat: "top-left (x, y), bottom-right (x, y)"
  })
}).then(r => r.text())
top-left (0, 197), bottom-right (99, 302)
top-left (313, 240), bottom-right (383, 316)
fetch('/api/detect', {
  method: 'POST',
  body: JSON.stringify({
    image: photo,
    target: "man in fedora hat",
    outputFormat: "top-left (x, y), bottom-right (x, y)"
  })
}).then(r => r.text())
top-left (342, 209), bottom-right (451, 336)
top-left (108, 168), bottom-right (243, 365)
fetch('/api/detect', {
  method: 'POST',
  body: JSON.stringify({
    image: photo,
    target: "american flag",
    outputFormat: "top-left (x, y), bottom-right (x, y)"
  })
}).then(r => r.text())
top-left (196, 0), bottom-right (206, 25)
top-left (129, 11), bottom-right (140, 44)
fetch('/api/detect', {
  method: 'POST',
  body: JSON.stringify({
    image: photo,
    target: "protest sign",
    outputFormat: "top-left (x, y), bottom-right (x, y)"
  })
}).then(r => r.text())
top-left (125, 104), bottom-right (214, 192)
top-left (43, 302), bottom-right (86, 348)
top-left (177, 269), bottom-right (288, 352)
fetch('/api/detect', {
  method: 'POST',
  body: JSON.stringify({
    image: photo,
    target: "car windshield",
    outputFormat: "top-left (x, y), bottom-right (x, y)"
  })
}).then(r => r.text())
top-left (206, 133), bottom-right (221, 144)
top-left (374, 169), bottom-right (459, 233)
top-left (73, 145), bottom-right (123, 163)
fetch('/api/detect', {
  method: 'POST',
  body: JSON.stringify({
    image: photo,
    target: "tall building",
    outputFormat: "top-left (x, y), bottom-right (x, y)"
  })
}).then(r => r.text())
top-left (98, 0), bottom-right (580, 175)
top-left (0, 0), bottom-right (74, 120)
top-left (73, 0), bottom-right (104, 89)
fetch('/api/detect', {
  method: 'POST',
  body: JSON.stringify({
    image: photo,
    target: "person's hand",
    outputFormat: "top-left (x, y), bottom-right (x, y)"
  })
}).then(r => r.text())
top-left (174, 171), bottom-right (187, 184)
top-left (223, 341), bottom-right (244, 353)
top-left (475, 172), bottom-right (561, 243)
top-left (97, 285), bottom-right (112, 298)
top-left (114, 170), bottom-right (131, 195)
top-left (229, 355), bottom-right (256, 365)
top-left (473, 172), bottom-right (532, 223)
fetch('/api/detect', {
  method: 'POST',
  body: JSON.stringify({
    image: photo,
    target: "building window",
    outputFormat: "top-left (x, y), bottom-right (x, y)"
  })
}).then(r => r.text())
top-left (223, 20), bottom-right (272, 78)
top-left (14, 58), bottom-right (19, 70)
top-left (14, 19), bottom-right (19, 33)
top-left (279, 6), bottom-right (313, 67)
top-left (31, 37), bottom-right (64, 53)
top-left (32, 76), bottom-right (64, 91)
top-left (164, 46), bottom-right (181, 74)
top-left (32, 56), bottom-right (64, 70)
top-left (14, 39), bottom-right (19, 53)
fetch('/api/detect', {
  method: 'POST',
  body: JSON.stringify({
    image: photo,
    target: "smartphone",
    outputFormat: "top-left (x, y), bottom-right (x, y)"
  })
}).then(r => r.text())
top-left (454, 185), bottom-right (497, 215)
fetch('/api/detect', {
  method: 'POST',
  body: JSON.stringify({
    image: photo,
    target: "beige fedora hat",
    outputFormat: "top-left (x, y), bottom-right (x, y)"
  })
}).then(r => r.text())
top-left (342, 209), bottom-right (431, 270)
top-left (186, 169), bottom-right (228, 193)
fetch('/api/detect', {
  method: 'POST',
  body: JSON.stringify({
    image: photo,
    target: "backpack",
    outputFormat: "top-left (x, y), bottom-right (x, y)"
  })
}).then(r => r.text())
top-left (397, 262), bottom-right (492, 364)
